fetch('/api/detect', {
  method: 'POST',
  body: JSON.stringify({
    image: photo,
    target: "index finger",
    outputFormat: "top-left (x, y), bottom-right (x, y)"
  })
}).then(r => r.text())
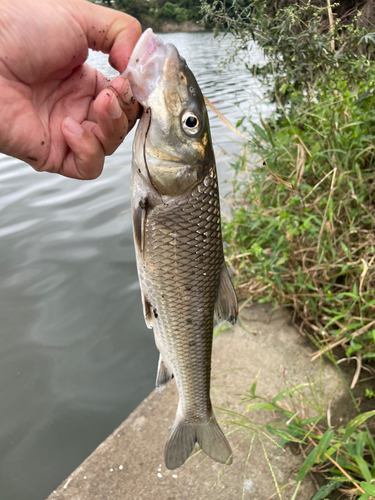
top-left (71, 0), bottom-right (142, 72)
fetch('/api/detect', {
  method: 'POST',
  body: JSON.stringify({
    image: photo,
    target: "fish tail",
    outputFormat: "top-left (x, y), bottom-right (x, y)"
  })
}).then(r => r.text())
top-left (165, 410), bottom-right (232, 469)
top-left (164, 419), bottom-right (196, 470)
top-left (196, 416), bottom-right (233, 466)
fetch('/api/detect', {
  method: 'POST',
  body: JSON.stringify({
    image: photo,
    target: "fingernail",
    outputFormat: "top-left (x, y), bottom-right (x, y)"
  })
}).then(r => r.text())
top-left (120, 76), bottom-right (130, 95)
top-left (64, 117), bottom-right (83, 136)
top-left (108, 94), bottom-right (122, 119)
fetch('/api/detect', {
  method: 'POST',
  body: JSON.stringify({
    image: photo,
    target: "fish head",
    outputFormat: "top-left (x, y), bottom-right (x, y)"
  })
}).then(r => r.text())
top-left (124, 29), bottom-right (214, 197)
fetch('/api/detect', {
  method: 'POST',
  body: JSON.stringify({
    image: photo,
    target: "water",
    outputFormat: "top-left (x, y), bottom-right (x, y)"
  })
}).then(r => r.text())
top-left (0, 32), bottom-right (269, 500)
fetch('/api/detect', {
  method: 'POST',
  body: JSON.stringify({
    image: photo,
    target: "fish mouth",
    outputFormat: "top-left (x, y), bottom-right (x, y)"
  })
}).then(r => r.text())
top-left (124, 28), bottom-right (168, 106)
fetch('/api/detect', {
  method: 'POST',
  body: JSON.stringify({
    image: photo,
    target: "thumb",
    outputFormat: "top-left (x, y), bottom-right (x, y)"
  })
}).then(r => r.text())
top-left (71, 0), bottom-right (142, 73)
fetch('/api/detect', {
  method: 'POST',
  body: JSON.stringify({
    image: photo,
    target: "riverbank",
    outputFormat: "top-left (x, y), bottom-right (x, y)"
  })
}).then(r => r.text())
top-left (159, 21), bottom-right (205, 32)
top-left (212, 2), bottom-right (375, 495)
top-left (47, 302), bottom-right (350, 499)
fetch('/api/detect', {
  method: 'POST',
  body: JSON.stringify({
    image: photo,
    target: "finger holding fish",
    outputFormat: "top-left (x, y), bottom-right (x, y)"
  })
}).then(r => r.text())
top-left (88, 76), bottom-right (140, 155)
top-left (60, 74), bottom-right (139, 179)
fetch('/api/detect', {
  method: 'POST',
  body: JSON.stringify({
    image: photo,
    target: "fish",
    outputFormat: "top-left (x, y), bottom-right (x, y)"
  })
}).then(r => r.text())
top-left (124, 28), bottom-right (238, 470)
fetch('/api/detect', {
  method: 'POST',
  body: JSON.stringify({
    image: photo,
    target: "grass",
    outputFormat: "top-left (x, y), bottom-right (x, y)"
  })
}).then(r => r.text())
top-left (201, 1), bottom-right (375, 494)
top-left (223, 63), bottom-right (375, 363)
top-left (219, 46), bottom-right (375, 500)
top-left (216, 369), bottom-right (375, 499)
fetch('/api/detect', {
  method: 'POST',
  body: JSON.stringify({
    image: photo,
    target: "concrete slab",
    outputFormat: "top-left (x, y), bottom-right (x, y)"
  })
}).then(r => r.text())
top-left (47, 303), bottom-right (344, 500)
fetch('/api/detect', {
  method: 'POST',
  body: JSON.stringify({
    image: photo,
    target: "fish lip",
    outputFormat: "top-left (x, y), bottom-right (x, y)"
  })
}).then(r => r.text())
top-left (127, 28), bottom-right (160, 69)
top-left (124, 28), bottom-right (168, 106)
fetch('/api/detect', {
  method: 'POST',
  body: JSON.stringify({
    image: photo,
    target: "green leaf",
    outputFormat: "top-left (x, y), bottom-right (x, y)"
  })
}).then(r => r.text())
top-left (312, 481), bottom-right (343, 500)
top-left (272, 383), bottom-right (312, 404)
top-left (296, 446), bottom-right (318, 482)
top-left (245, 402), bottom-right (276, 411)
top-left (323, 443), bottom-right (341, 457)
top-left (249, 377), bottom-right (257, 395)
top-left (358, 494), bottom-right (370, 500)
top-left (280, 83), bottom-right (288, 94)
top-left (236, 117), bottom-right (245, 128)
top-left (340, 241), bottom-right (351, 257)
top-left (300, 417), bottom-right (321, 425)
top-left (343, 410), bottom-right (375, 440)
top-left (315, 429), bottom-right (333, 462)
top-left (355, 431), bottom-right (366, 456)
top-left (275, 255), bottom-right (287, 266)
top-left (266, 425), bottom-right (304, 443)
top-left (363, 352), bottom-right (375, 359)
top-left (251, 121), bottom-right (270, 143)
top-left (361, 482), bottom-right (375, 495)
top-left (354, 456), bottom-right (372, 482)
top-left (259, 116), bottom-right (275, 145)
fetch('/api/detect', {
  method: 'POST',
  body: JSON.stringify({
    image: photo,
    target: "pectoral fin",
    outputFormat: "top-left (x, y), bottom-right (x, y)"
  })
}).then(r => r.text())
top-left (134, 198), bottom-right (152, 329)
top-left (133, 198), bottom-right (148, 261)
top-left (141, 293), bottom-right (153, 329)
top-left (214, 263), bottom-right (238, 325)
top-left (156, 354), bottom-right (173, 393)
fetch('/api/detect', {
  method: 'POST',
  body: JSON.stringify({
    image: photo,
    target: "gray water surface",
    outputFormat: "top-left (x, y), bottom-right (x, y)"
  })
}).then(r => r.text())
top-left (0, 32), bottom-right (269, 500)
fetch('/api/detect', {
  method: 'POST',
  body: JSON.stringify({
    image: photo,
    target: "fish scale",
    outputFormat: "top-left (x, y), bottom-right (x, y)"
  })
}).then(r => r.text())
top-left (139, 168), bottom-right (222, 419)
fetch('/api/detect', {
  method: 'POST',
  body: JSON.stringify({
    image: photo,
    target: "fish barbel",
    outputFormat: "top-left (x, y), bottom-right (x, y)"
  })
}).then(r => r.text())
top-left (124, 29), bottom-right (238, 469)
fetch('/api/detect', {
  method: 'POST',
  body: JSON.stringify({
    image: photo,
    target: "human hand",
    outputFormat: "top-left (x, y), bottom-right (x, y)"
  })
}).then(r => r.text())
top-left (0, 0), bottom-right (141, 179)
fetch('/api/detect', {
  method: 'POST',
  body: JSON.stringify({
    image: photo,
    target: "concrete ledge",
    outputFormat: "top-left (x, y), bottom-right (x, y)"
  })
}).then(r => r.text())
top-left (47, 303), bottom-right (344, 500)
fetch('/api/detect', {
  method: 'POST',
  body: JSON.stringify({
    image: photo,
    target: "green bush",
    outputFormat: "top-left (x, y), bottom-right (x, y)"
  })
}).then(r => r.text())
top-left (204, 0), bottom-right (375, 495)
top-left (112, 0), bottom-right (202, 30)
top-left (158, 2), bottom-right (189, 23)
top-left (204, 0), bottom-right (375, 362)
top-left (224, 61), bottom-right (375, 359)
top-left (202, 0), bottom-right (375, 107)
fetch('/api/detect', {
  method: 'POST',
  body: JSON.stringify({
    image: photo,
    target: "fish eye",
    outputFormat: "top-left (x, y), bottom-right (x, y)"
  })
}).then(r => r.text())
top-left (181, 111), bottom-right (201, 135)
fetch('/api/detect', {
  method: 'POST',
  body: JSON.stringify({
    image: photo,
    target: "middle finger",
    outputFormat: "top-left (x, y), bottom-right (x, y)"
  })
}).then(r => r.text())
top-left (92, 87), bottom-right (128, 155)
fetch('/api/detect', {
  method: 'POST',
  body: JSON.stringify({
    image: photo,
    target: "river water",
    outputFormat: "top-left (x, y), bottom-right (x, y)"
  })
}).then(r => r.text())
top-left (0, 32), bottom-right (269, 500)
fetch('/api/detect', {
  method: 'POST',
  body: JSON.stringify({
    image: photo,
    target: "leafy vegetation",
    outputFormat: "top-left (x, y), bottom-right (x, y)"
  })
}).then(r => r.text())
top-left (219, 370), bottom-right (375, 499)
top-left (203, 0), bottom-right (375, 496)
top-left (91, 0), bottom-right (205, 30)
top-left (91, 0), bottom-right (252, 31)
top-left (224, 64), bottom-right (375, 361)
top-left (202, 0), bottom-right (375, 102)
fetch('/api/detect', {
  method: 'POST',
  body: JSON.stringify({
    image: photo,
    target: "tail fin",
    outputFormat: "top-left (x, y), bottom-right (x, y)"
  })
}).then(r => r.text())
top-left (196, 419), bottom-right (233, 465)
top-left (164, 412), bottom-right (232, 470)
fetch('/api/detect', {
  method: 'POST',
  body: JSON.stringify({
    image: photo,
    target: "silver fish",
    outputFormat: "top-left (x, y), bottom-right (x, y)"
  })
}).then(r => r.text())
top-left (124, 29), bottom-right (238, 470)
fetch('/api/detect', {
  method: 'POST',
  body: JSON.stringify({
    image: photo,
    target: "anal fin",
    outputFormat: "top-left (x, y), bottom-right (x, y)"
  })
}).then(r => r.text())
top-left (214, 263), bottom-right (238, 325)
top-left (156, 354), bottom-right (173, 393)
